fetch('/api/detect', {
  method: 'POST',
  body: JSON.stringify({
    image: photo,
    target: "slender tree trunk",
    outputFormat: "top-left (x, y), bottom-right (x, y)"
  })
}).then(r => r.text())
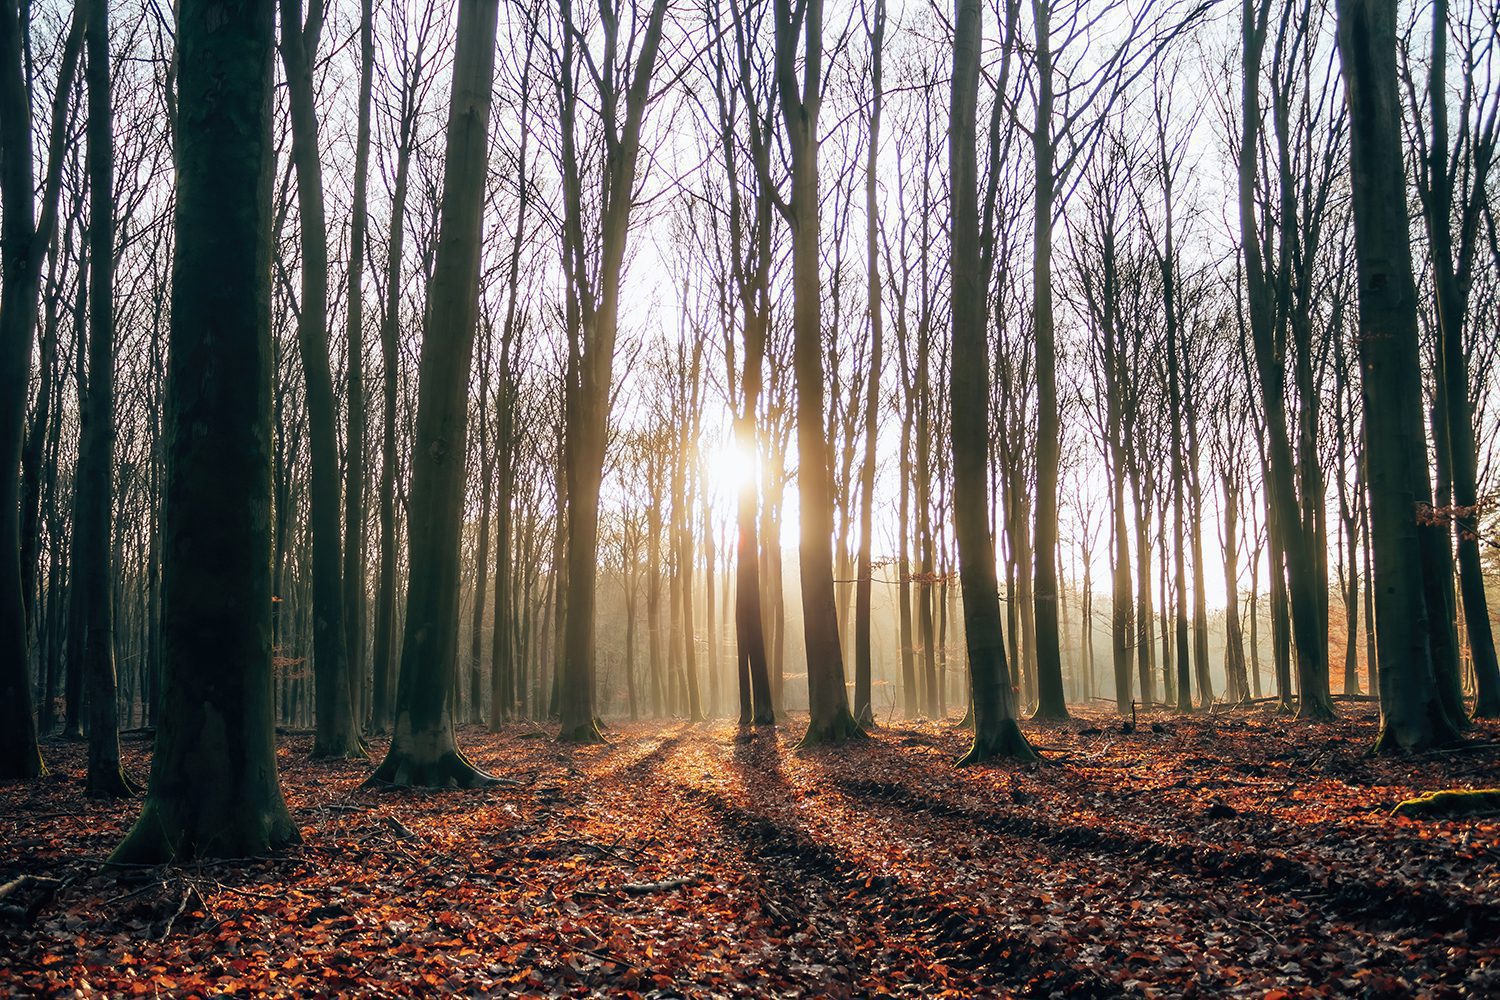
top-left (280, 0), bottom-right (360, 758)
top-left (1419, 0), bottom-right (1500, 718)
top-left (343, 0), bottom-right (374, 732)
top-left (79, 0), bottom-right (136, 796)
top-left (366, 0), bottom-right (503, 786)
top-left (371, 61), bottom-right (419, 735)
top-left (951, 0), bottom-right (1034, 760)
top-left (853, 0), bottom-right (885, 728)
top-left (0, 2), bottom-right (82, 780)
top-left (1028, 0), bottom-right (1067, 721)
top-left (897, 399), bottom-right (917, 718)
top-left (776, 0), bottom-right (861, 745)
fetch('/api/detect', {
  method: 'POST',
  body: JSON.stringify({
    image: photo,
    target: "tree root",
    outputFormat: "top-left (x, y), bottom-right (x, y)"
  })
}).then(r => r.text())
top-left (1390, 788), bottom-right (1500, 819)
top-left (110, 799), bottom-right (301, 865)
top-left (956, 719), bottom-right (1039, 765)
top-left (795, 710), bottom-right (867, 749)
top-left (556, 720), bottom-right (608, 745)
top-left (362, 746), bottom-right (501, 789)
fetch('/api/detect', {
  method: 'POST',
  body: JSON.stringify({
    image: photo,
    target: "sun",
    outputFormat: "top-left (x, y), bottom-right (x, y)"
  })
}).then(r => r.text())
top-left (704, 436), bottom-right (759, 496)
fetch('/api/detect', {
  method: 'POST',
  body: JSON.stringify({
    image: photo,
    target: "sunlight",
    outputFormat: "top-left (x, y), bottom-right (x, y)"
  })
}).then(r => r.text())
top-left (704, 437), bottom-right (759, 497)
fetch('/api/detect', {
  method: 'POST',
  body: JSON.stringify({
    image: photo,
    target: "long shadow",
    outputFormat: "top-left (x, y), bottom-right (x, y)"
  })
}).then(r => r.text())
top-left (683, 781), bottom-right (1118, 998)
top-left (828, 773), bottom-right (1500, 940)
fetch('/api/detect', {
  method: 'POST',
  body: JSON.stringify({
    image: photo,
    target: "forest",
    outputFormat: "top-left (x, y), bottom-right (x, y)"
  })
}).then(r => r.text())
top-left (1, 0), bottom-right (1498, 994)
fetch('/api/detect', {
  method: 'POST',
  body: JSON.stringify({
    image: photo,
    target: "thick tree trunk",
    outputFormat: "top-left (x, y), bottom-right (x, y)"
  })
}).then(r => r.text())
top-left (366, 0), bottom-right (502, 787)
top-left (113, 0), bottom-right (299, 861)
top-left (1334, 0), bottom-right (1462, 752)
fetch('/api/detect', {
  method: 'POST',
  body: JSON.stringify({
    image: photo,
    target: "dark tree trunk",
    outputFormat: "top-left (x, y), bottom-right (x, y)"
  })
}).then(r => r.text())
top-left (80, 0), bottom-right (136, 797)
top-left (1239, 0), bottom-right (1334, 721)
top-left (951, 0), bottom-right (1035, 762)
top-left (113, 0), bottom-right (299, 861)
top-left (371, 41), bottom-right (421, 735)
top-left (555, 0), bottom-right (670, 743)
top-left (366, 0), bottom-right (503, 787)
top-left (776, 0), bottom-right (863, 747)
top-left (1416, 0), bottom-right (1500, 718)
top-left (853, 0), bottom-right (885, 729)
top-left (343, 0), bottom-right (374, 732)
top-left (1334, 0), bottom-right (1462, 751)
top-left (0, 2), bottom-right (82, 780)
top-left (280, 0), bottom-right (360, 759)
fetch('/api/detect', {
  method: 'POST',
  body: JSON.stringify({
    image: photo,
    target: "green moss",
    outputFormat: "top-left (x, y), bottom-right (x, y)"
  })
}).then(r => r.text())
top-left (1390, 788), bottom-right (1500, 819)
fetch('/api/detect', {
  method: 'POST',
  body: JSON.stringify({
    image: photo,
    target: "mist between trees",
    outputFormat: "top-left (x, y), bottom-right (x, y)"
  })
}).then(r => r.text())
top-left (1, 0), bottom-right (1498, 849)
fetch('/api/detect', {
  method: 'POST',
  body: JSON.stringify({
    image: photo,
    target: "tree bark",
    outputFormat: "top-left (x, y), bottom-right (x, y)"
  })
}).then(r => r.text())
top-left (79, 0), bottom-right (137, 797)
top-left (113, 0), bottom-right (299, 861)
top-left (853, 0), bottom-right (885, 729)
top-left (0, 2), bottom-right (82, 780)
top-left (1028, 0), bottom-right (1068, 721)
top-left (1334, 0), bottom-right (1462, 752)
top-left (951, 0), bottom-right (1035, 762)
top-left (343, 0), bottom-right (375, 733)
top-left (775, 0), bottom-right (863, 746)
top-left (280, 0), bottom-right (361, 759)
top-left (366, 0), bottom-right (503, 787)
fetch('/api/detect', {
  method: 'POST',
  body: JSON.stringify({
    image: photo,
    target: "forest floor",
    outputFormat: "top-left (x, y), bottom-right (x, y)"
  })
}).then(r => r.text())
top-left (2, 705), bottom-right (1498, 998)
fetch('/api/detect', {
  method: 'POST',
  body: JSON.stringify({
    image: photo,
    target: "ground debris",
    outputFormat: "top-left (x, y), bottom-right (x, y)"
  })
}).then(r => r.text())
top-left (2, 707), bottom-right (1496, 997)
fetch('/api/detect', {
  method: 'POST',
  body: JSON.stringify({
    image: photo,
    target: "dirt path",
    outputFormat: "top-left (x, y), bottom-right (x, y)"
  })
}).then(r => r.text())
top-left (2, 708), bottom-right (1496, 997)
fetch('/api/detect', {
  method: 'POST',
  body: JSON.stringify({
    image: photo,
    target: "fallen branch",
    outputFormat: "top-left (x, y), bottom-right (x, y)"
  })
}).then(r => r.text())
top-left (620, 876), bottom-right (697, 895)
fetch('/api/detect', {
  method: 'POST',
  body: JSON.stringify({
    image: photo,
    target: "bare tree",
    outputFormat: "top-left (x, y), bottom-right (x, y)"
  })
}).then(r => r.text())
top-left (775, 0), bottom-right (863, 745)
top-left (1334, 0), bottom-right (1462, 751)
top-left (366, 0), bottom-right (504, 786)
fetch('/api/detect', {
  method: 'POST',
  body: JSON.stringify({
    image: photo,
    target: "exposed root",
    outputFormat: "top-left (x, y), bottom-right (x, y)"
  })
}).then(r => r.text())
top-left (956, 720), bottom-right (1038, 765)
top-left (362, 747), bottom-right (502, 789)
top-left (110, 798), bottom-right (301, 865)
top-left (796, 710), bottom-right (868, 749)
top-left (556, 720), bottom-right (608, 745)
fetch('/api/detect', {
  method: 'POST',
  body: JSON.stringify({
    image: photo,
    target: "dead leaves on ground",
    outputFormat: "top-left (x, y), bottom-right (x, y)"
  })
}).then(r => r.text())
top-left (1, 707), bottom-right (1496, 997)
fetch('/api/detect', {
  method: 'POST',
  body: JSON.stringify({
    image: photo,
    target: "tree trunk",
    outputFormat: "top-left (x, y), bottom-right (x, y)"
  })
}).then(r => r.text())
top-left (371, 45), bottom-right (421, 735)
top-left (79, 0), bottom-right (136, 797)
top-left (366, 0), bottom-right (503, 787)
top-left (113, 0), bottom-right (299, 860)
top-left (1028, 0), bottom-right (1068, 722)
top-left (1334, 0), bottom-right (1462, 752)
top-left (342, 0), bottom-right (374, 733)
top-left (776, 0), bottom-right (862, 746)
top-left (950, 0), bottom-right (1034, 761)
top-left (0, 1), bottom-right (82, 780)
top-left (853, 0), bottom-right (885, 729)
top-left (280, 0), bottom-right (360, 759)
top-left (1418, 0), bottom-right (1500, 718)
